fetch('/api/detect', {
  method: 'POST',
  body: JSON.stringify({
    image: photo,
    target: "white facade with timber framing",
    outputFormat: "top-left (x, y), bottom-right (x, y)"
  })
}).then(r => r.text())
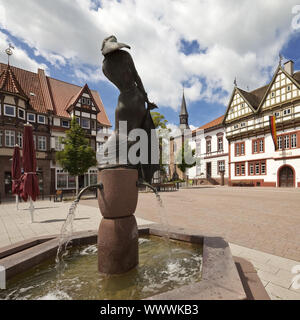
top-left (224, 60), bottom-right (300, 187)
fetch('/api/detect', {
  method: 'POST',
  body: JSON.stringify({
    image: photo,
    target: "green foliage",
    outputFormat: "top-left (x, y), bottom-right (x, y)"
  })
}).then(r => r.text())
top-left (56, 117), bottom-right (97, 176)
top-left (176, 141), bottom-right (196, 174)
top-left (151, 111), bottom-right (168, 129)
top-left (151, 111), bottom-right (171, 176)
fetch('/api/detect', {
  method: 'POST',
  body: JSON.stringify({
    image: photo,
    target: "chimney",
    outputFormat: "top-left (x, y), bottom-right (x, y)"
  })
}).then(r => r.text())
top-left (284, 60), bottom-right (294, 76)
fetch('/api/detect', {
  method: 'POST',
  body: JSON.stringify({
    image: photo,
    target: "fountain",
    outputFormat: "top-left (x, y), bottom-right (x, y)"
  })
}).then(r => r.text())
top-left (0, 37), bottom-right (257, 301)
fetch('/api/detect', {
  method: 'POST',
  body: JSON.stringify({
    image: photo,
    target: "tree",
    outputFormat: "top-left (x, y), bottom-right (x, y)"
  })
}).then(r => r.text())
top-left (176, 141), bottom-right (196, 175)
top-left (151, 111), bottom-right (170, 180)
top-left (56, 117), bottom-right (97, 195)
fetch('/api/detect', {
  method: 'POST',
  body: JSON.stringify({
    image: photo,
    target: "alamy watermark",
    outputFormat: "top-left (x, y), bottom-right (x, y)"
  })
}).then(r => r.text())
top-left (97, 121), bottom-right (204, 168)
top-left (291, 265), bottom-right (300, 290)
top-left (0, 265), bottom-right (5, 290)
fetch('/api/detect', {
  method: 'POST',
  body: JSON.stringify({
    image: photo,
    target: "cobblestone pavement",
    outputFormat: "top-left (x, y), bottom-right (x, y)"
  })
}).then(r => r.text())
top-left (130, 186), bottom-right (300, 262)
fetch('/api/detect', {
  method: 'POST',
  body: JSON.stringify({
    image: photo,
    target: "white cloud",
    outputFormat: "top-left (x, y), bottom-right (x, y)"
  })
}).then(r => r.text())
top-left (0, 0), bottom-right (298, 111)
top-left (0, 31), bottom-right (48, 73)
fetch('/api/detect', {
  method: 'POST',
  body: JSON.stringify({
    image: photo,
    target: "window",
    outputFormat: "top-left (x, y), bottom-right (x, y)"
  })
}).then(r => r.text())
top-left (241, 103), bottom-right (244, 108)
top-left (287, 85), bottom-right (291, 91)
top-left (27, 113), bottom-right (36, 122)
top-left (81, 118), bottom-right (90, 129)
top-left (218, 161), bottom-right (225, 174)
top-left (235, 143), bottom-right (240, 156)
top-left (277, 136), bottom-right (282, 150)
top-left (57, 171), bottom-right (68, 189)
top-left (38, 136), bottom-right (47, 151)
top-left (283, 108), bottom-right (291, 115)
top-left (284, 135), bottom-right (290, 149)
top-left (261, 162), bottom-right (266, 175)
top-left (235, 142), bottom-right (245, 156)
top-left (253, 141), bottom-right (258, 153)
top-left (255, 163), bottom-right (260, 175)
top-left (291, 134), bottom-right (297, 148)
top-left (234, 124), bottom-right (239, 129)
top-left (275, 112), bottom-right (280, 118)
top-left (55, 137), bottom-right (63, 151)
top-left (253, 138), bottom-right (264, 153)
top-left (241, 122), bottom-right (246, 127)
top-left (249, 163), bottom-right (254, 175)
top-left (259, 139), bottom-right (264, 153)
top-left (81, 97), bottom-right (92, 105)
top-left (76, 117), bottom-right (80, 125)
top-left (241, 143), bottom-right (245, 155)
top-left (5, 130), bottom-right (15, 147)
top-left (17, 132), bottom-right (23, 148)
top-left (235, 162), bottom-right (245, 176)
top-left (37, 115), bottom-right (46, 124)
top-left (271, 92), bottom-right (275, 97)
top-left (91, 120), bottom-right (96, 130)
top-left (206, 140), bottom-right (211, 154)
top-left (241, 163), bottom-right (245, 175)
top-left (4, 105), bottom-right (16, 117)
top-left (61, 120), bottom-right (70, 128)
top-left (218, 137), bottom-right (223, 152)
top-left (68, 176), bottom-right (76, 189)
top-left (18, 108), bottom-right (25, 120)
top-left (249, 160), bottom-right (267, 175)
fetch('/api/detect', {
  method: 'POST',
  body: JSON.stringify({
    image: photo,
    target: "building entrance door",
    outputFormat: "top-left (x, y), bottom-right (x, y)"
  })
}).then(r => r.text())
top-left (206, 162), bottom-right (212, 179)
top-left (279, 166), bottom-right (294, 187)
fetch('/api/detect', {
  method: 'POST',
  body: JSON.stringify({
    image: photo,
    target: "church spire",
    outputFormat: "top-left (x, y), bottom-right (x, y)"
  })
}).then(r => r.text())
top-left (179, 89), bottom-right (189, 130)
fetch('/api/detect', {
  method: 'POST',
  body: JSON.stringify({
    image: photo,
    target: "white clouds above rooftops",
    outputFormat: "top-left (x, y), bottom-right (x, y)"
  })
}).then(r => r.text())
top-left (0, 0), bottom-right (299, 111)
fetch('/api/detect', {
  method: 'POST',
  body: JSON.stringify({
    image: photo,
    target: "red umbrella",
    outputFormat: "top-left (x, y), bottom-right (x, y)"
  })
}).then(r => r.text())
top-left (11, 144), bottom-right (22, 209)
top-left (11, 145), bottom-right (22, 195)
top-left (20, 124), bottom-right (39, 222)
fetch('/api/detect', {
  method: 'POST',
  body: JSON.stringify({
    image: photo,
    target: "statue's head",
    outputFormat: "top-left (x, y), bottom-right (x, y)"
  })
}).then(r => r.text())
top-left (101, 35), bottom-right (131, 56)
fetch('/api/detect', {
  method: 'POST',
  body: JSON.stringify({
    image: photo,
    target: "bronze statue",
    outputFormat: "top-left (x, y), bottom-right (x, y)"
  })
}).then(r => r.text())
top-left (99, 35), bottom-right (159, 183)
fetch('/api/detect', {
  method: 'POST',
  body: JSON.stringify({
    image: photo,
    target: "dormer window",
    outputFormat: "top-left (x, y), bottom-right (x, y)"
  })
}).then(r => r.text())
top-left (287, 85), bottom-right (291, 91)
top-left (4, 105), bottom-right (16, 117)
top-left (37, 115), bottom-right (46, 124)
top-left (27, 113), bottom-right (36, 122)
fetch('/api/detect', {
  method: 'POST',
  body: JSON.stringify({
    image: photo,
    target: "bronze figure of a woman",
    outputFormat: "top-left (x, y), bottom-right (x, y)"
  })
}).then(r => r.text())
top-left (100, 36), bottom-right (159, 183)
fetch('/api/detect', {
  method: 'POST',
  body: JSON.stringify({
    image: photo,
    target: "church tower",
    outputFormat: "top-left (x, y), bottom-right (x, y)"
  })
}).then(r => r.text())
top-left (179, 90), bottom-right (189, 131)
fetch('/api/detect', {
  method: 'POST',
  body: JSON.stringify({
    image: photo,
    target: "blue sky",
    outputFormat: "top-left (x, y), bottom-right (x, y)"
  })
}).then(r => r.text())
top-left (1, 0), bottom-right (300, 129)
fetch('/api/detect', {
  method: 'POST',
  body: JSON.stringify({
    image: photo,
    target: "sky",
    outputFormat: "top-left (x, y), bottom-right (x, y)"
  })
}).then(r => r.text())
top-left (1, 0), bottom-right (300, 130)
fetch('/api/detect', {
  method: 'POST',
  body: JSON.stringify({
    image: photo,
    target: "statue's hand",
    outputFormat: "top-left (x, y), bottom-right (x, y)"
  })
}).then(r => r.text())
top-left (147, 102), bottom-right (158, 110)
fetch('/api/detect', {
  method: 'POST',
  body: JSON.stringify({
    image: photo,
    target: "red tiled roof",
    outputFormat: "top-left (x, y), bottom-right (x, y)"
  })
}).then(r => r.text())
top-left (194, 115), bottom-right (224, 132)
top-left (0, 62), bottom-right (111, 127)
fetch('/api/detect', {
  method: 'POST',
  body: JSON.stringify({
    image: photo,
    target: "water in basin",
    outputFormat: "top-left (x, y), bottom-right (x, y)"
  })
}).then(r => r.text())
top-left (0, 236), bottom-right (202, 300)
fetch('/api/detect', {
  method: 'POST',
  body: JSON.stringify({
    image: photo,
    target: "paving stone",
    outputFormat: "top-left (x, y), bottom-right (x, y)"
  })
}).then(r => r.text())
top-left (265, 283), bottom-right (300, 300)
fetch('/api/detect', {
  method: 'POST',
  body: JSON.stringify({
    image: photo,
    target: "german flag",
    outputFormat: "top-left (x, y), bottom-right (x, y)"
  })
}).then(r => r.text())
top-left (269, 115), bottom-right (278, 150)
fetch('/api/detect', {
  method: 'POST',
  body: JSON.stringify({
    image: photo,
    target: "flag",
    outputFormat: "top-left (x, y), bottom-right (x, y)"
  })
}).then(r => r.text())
top-left (269, 115), bottom-right (278, 150)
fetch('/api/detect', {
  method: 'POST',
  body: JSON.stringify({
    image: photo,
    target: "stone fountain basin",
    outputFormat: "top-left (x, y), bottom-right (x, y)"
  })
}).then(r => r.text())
top-left (0, 224), bottom-right (246, 300)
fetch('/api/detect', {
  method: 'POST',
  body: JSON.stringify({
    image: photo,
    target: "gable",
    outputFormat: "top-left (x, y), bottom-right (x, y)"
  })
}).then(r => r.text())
top-left (224, 89), bottom-right (254, 123)
top-left (260, 68), bottom-right (300, 110)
